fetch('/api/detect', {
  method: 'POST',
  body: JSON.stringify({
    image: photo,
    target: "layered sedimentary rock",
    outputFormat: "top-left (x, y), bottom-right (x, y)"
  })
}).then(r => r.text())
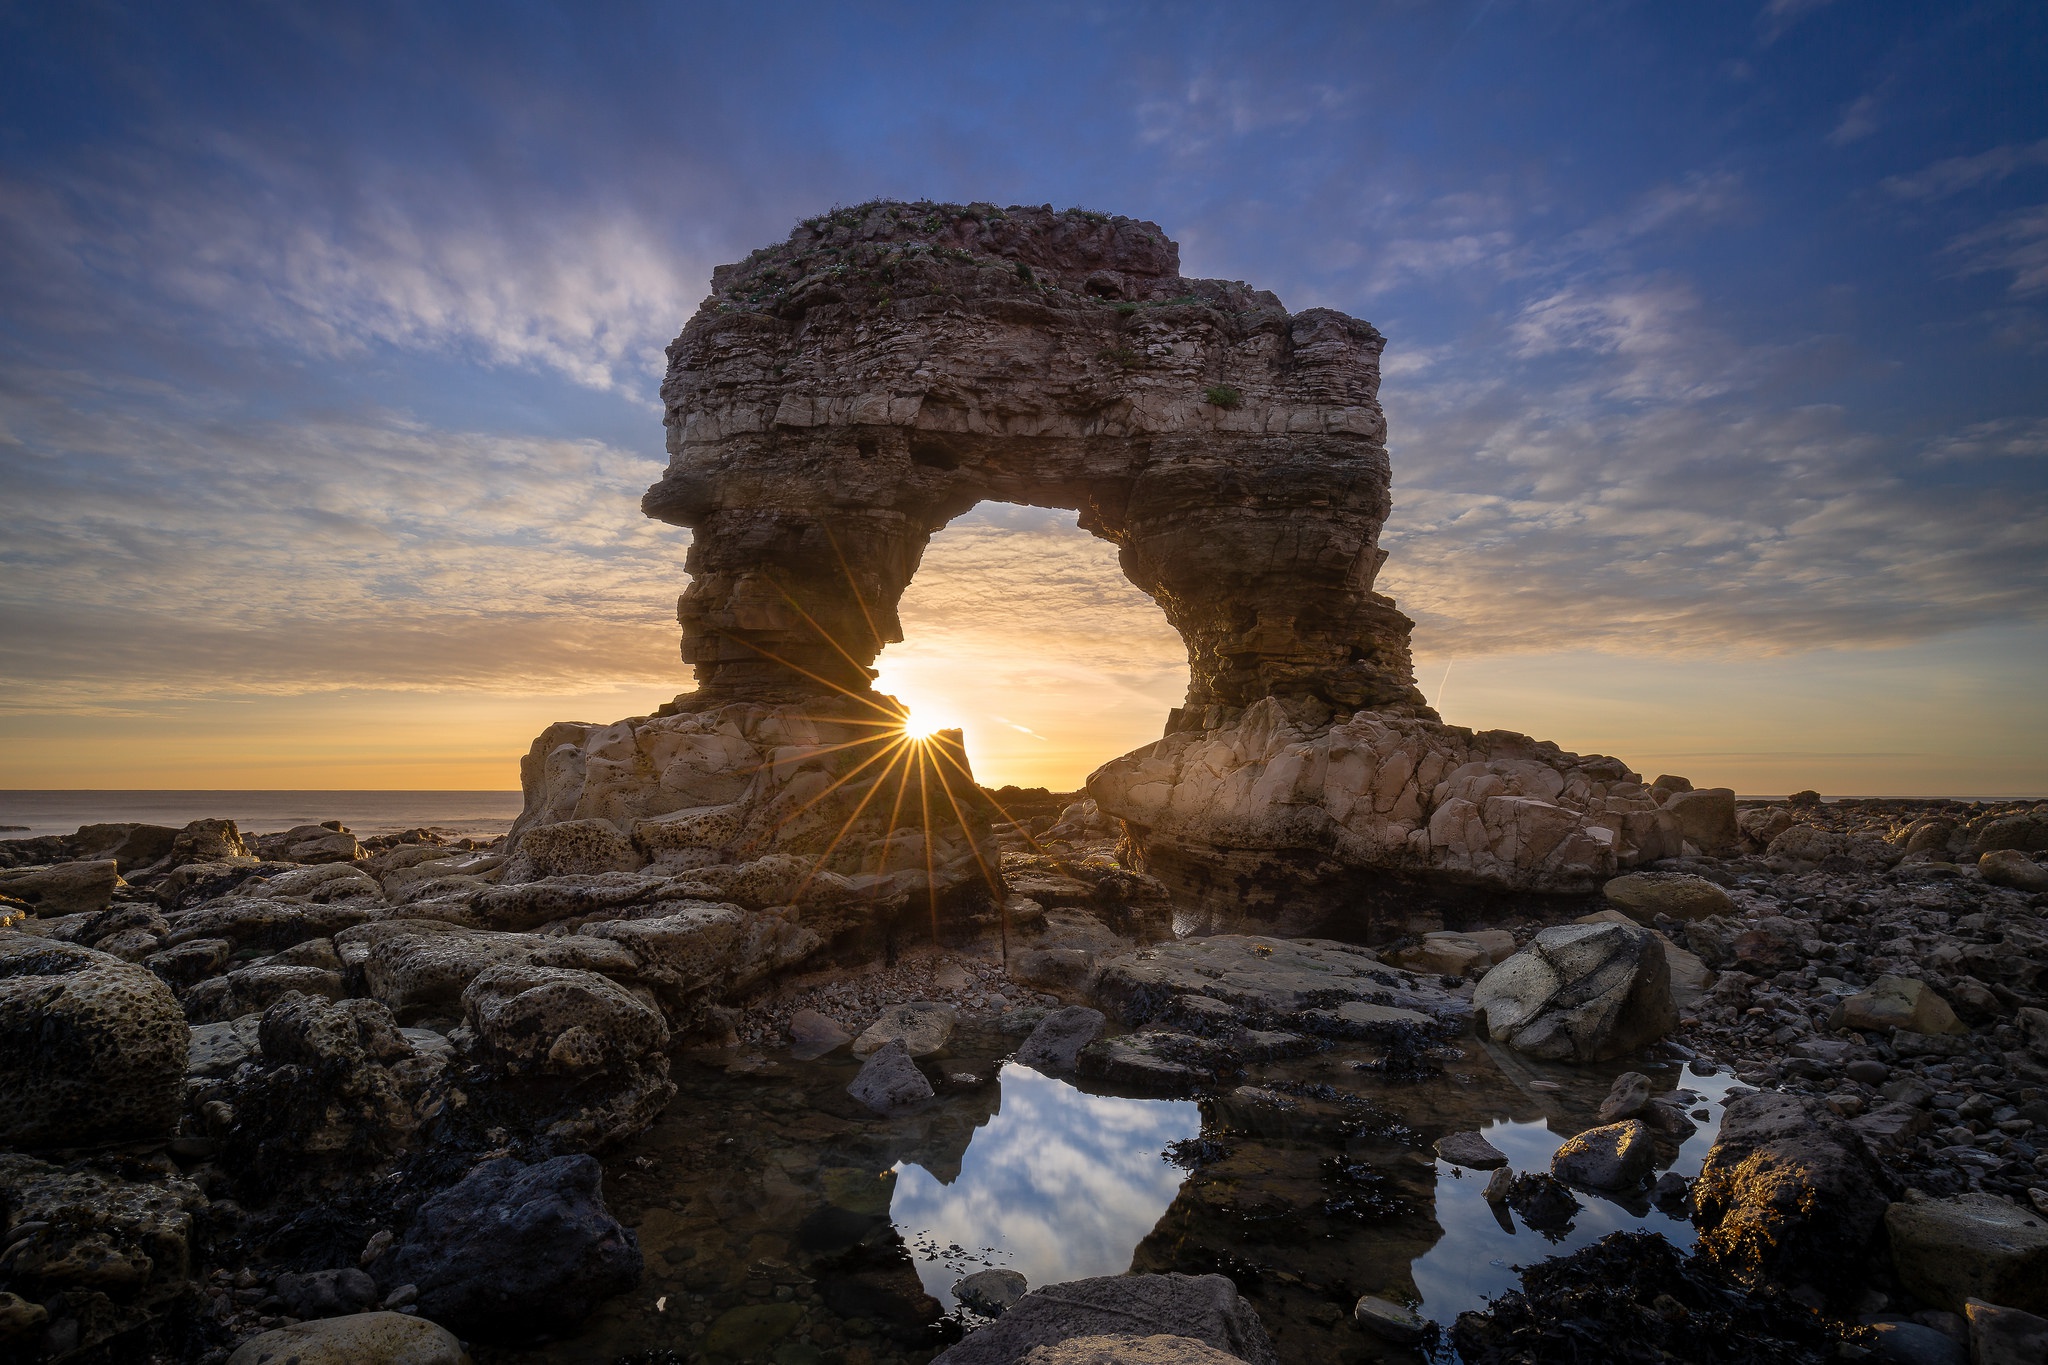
top-left (642, 200), bottom-right (1429, 717)
top-left (520, 199), bottom-right (1684, 933)
top-left (1089, 698), bottom-right (1684, 932)
top-left (510, 696), bottom-right (999, 944)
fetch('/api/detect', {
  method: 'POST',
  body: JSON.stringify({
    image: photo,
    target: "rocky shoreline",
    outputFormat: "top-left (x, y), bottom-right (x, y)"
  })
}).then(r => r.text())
top-left (0, 792), bottom-right (2043, 1364)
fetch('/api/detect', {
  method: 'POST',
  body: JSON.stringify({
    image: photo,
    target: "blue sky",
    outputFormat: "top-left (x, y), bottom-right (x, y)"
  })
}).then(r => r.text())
top-left (1, 0), bottom-right (2044, 793)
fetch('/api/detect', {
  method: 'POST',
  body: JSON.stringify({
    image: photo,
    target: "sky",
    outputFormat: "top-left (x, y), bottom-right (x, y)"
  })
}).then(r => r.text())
top-left (1, 0), bottom-right (2044, 797)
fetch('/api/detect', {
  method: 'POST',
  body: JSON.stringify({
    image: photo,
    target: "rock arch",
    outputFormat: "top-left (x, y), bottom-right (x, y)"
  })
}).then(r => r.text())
top-left (641, 200), bottom-right (1433, 728)
top-left (510, 202), bottom-right (1693, 941)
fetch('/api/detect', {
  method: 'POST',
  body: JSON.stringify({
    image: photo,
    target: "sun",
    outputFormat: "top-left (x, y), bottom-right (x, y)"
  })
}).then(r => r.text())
top-left (898, 710), bottom-right (949, 741)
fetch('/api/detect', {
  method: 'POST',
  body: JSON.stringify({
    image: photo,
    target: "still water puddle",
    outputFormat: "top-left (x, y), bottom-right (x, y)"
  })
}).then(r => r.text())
top-left (496, 1028), bottom-right (1748, 1365)
top-left (889, 1064), bottom-right (1202, 1304)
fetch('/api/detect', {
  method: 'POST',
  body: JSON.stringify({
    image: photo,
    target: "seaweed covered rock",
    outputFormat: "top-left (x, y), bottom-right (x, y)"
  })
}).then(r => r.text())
top-left (374, 1154), bottom-right (641, 1340)
top-left (0, 931), bottom-right (188, 1148)
top-left (213, 993), bottom-right (440, 1198)
top-left (0, 1154), bottom-right (207, 1359)
top-left (1451, 1232), bottom-right (1862, 1364)
top-left (1689, 1091), bottom-right (1895, 1304)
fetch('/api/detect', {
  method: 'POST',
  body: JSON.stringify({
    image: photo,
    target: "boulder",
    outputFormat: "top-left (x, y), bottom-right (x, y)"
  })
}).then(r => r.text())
top-left (1575, 909), bottom-right (1713, 1009)
top-left (1551, 1120), bottom-right (1655, 1191)
top-left (1980, 849), bottom-right (2048, 894)
top-left (0, 1153), bottom-right (206, 1356)
top-left (956, 1267), bottom-right (1030, 1316)
top-left (1831, 976), bottom-right (1967, 1036)
top-left (226, 1311), bottom-right (469, 1365)
top-left (1972, 813), bottom-right (2048, 859)
top-left (458, 963), bottom-right (675, 1152)
top-left (1090, 702), bottom-right (1686, 928)
top-left (1691, 1091), bottom-right (1895, 1302)
top-left (1434, 1131), bottom-right (1508, 1170)
top-left (1596, 1072), bottom-right (1652, 1123)
top-left (0, 858), bottom-right (122, 914)
top-left (788, 1007), bottom-right (854, 1060)
top-left (348, 922), bottom-right (639, 1017)
top-left (1015, 1007), bottom-right (1107, 1074)
top-left (847, 1038), bottom-right (935, 1116)
top-left (930, 1272), bottom-right (1277, 1365)
top-left (1469, 921), bottom-right (1676, 1062)
top-left (1600, 872), bottom-right (1733, 922)
top-left (506, 818), bottom-right (644, 881)
top-left (184, 960), bottom-right (346, 1022)
top-left (187, 1014), bottom-right (263, 1076)
top-left (1091, 935), bottom-right (1471, 1035)
top-left (377, 1154), bottom-right (641, 1340)
top-left (1020, 1339), bottom-right (1244, 1365)
top-left (70, 822), bottom-right (178, 873)
top-left (1766, 823), bottom-right (1848, 865)
top-left (168, 817), bottom-right (251, 866)
top-left (218, 994), bottom-right (433, 1196)
top-left (0, 932), bottom-right (188, 1147)
top-left (1352, 1296), bottom-right (1430, 1345)
top-left (1885, 1192), bottom-right (2048, 1314)
top-left (1663, 787), bottom-right (1739, 853)
top-left (1968, 1299), bottom-right (2048, 1365)
top-left (852, 1001), bottom-right (958, 1058)
top-left (274, 1267), bottom-right (380, 1319)
top-left (1388, 929), bottom-right (1517, 978)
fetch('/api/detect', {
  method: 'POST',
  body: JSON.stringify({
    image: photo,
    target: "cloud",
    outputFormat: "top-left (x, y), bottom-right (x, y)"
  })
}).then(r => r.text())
top-left (1925, 417), bottom-right (2048, 462)
top-left (1944, 205), bottom-right (2048, 296)
top-left (0, 372), bottom-right (687, 708)
top-left (1758, 0), bottom-right (1839, 43)
top-left (1827, 93), bottom-right (1882, 147)
top-left (0, 144), bottom-right (711, 395)
top-left (1883, 139), bottom-right (2048, 201)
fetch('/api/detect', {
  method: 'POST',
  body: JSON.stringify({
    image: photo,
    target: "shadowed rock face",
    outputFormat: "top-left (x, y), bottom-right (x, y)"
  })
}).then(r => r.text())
top-left (642, 199), bottom-right (1431, 720)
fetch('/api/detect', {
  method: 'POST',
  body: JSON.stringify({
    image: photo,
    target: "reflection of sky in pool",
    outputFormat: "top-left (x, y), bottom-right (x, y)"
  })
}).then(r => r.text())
top-left (1409, 1067), bottom-right (1745, 1326)
top-left (889, 1062), bottom-right (1202, 1306)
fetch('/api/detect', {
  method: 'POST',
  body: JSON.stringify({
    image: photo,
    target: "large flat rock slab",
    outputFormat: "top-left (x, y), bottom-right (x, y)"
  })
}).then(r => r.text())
top-left (1090, 934), bottom-right (1471, 1035)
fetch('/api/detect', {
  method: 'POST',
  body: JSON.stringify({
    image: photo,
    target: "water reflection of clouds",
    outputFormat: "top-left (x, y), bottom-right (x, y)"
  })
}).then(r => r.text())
top-left (1408, 1068), bottom-right (1744, 1325)
top-left (890, 1063), bottom-right (1201, 1304)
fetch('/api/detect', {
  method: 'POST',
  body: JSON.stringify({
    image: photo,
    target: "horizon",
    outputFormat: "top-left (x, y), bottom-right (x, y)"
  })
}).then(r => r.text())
top-left (3, 2), bottom-right (2045, 796)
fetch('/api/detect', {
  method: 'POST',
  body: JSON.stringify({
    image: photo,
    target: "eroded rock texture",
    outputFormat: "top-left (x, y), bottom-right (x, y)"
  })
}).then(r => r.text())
top-left (519, 200), bottom-right (1684, 931)
top-left (642, 200), bottom-right (1428, 717)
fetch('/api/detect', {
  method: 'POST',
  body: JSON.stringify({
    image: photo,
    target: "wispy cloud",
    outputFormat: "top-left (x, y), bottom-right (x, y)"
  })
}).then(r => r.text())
top-left (1944, 205), bottom-right (2048, 296)
top-left (1883, 139), bottom-right (2048, 200)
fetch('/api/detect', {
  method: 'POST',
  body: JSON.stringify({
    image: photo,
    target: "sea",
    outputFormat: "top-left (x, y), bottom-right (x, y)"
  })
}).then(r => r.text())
top-left (0, 791), bottom-right (523, 842)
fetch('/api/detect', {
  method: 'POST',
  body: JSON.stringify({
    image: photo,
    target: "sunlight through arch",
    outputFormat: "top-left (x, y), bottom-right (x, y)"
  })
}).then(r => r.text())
top-left (871, 504), bottom-right (1189, 790)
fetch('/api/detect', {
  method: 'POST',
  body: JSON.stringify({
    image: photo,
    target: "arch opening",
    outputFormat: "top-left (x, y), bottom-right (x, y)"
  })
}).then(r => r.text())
top-left (871, 502), bottom-right (1188, 790)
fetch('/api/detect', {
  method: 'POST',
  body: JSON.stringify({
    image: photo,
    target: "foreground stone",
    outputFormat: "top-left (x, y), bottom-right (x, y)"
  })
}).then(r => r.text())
top-left (848, 1039), bottom-right (935, 1116)
top-left (1353, 1296), bottom-right (1429, 1344)
top-left (1434, 1131), bottom-right (1508, 1170)
top-left (1829, 974), bottom-right (1967, 1036)
top-left (1470, 921), bottom-right (1675, 1062)
top-left (1015, 1007), bottom-right (1107, 1074)
top-left (1091, 935), bottom-right (1470, 1037)
top-left (1968, 1299), bottom-right (2048, 1365)
top-left (853, 1001), bottom-right (957, 1058)
top-left (1019, 1338), bottom-right (1243, 1365)
top-left (226, 1311), bottom-right (469, 1365)
top-left (1979, 849), bottom-right (2048, 893)
top-left (0, 1154), bottom-right (206, 1358)
top-left (1885, 1191), bottom-right (2048, 1314)
top-left (1601, 871), bottom-right (1733, 922)
top-left (931, 1273), bottom-right (1277, 1365)
top-left (955, 1268), bottom-right (1030, 1317)
top-left (1551, 1120), bottom-right (1655, 1191)
top-left (0, 858), bottom-right (121, 914)
top-left (0, 932), bottom-right (188, 1147)
top-left (1691, 1092), bottom-right (1895, 1303)
top-left (375, 1154), bottom-right (641, 1340)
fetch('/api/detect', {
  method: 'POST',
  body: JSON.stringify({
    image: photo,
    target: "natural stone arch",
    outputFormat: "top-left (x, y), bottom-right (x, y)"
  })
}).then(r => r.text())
top-left (641, 200), bottom-right (1434, 727)
top-left (510, 201), bottom-right (1692, 943)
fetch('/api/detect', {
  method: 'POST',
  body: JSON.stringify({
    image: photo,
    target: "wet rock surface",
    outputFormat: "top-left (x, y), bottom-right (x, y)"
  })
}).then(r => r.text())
top-left (930, 1273), bottom-right (1276, 1365)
